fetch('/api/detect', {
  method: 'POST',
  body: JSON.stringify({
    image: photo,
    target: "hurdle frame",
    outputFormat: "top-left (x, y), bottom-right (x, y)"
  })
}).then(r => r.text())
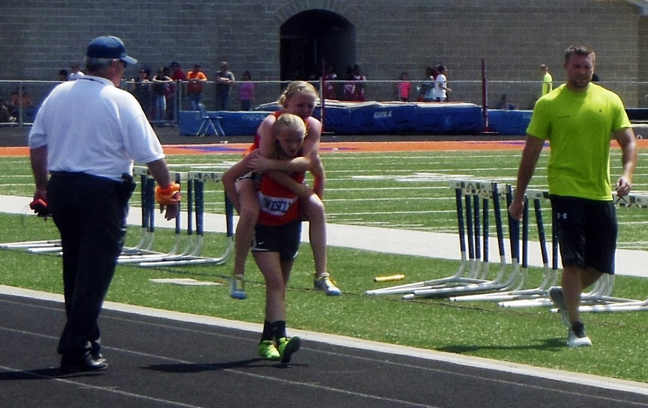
top-left (499, 190), bottom-right (648, 311)
top-left (0, 166), bottom-right (156, 255)
top-left (402, 182), bottom-right (526, 300)
top-left (138, 169), bottom-right (233, 268)
top-left (452, 190), bottom-right (559, 302)
top-left (366, 180), bottom-right (499, 296)
top-left (117, 169), bottom-right (189, 263)
top-left (0, 166), bottom-right (234, 270)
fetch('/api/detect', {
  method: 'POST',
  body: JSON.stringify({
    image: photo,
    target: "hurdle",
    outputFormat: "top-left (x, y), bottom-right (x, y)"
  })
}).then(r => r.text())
top-left (560, 192), bottom-right (648, 313)
top-left (499, 190), bottom-right (648, 311)
top-left (23, 167), bottom-right (177, 257)
top-left (0, 168), bottom-right (157, 255)
top-left (137, 170), bottom-right (233, 267)
top-left (402, 182), bottom-right (527, 300)
top-left (117, 169), bottom-right (188, 263)
top-left (0, 238), bottom-right (61, 250)
top-left (451, 189), bottom-right (559, 302)
top-left (0, 167), bottom-right (234, 269)
top-left (119, 166), bottom-right (159, 256)
top-left (366, 180), bottom-right (499, 296)
top-left (1, 169), bottom-right (158, 254)
top-left (569, 192), bottom-right (648, 312)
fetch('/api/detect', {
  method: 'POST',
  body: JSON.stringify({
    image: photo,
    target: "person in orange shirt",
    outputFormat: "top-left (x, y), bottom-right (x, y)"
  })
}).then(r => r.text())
top-left (186, 63), bottom-right (207, 110)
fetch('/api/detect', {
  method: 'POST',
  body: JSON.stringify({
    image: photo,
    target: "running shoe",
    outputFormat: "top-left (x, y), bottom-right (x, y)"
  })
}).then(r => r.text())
top-left (548, 286), bottom-right (570, 327)
top-left (230, 274), bottom-right (247, 300)
top-left (277, 336), bottom-right (301, 364)
top-left (567, 322), bottom-right (592, 348)
top-left (314, 273), bottom-right (341, 296)
top-left (257, 340), bottom-right (280, 360)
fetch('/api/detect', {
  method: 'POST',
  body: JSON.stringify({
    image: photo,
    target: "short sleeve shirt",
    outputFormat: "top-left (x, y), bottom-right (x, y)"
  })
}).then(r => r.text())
top-left (29, 76), bottom-right (165, 181)
top-left (526, 83), bottom-right (631, 200)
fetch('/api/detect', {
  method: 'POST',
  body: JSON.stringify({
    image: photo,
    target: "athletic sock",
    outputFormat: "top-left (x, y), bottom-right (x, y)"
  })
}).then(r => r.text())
top-left (271, 320), bottom-right (287, 342)
top-left (571, 321), bottom-right (586, 338)
top-left (261, 320), bottom-right (274, 342)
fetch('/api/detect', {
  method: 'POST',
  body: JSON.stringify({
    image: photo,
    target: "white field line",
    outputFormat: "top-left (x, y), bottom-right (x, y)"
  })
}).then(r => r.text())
top-left (328, 209), bottom-right (457, 216)
top-left (324, 168), bottom-right (521, 174)
top-left (323, 153), bottom-right (522, 160)
top-left (325, 197), bottom-right (449, 202)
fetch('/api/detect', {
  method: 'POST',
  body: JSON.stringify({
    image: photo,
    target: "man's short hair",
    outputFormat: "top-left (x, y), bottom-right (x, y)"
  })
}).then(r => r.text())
top-left (564, 45), bottom-right (595, 63)
top-left (84, 57), bottom-right (113, 75)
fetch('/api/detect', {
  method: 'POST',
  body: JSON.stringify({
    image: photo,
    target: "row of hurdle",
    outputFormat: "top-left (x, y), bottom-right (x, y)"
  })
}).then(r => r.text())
top-left (367, 179), bottom-right (648, 313)
top-left (0, 166), bottom-right (234, 268)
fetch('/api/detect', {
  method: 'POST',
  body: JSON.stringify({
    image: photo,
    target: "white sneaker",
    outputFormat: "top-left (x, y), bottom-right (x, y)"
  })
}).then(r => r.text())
top-left (314, 273), bottom-right (341, 296)
top-left (567, 322), bottom-right (592, 348)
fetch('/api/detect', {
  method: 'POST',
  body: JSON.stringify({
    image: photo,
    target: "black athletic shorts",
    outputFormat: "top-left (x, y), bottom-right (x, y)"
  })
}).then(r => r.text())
top-left (550, 195), bottom-right (617, 275)
top-left (251, 220), bottom-right (302, 262)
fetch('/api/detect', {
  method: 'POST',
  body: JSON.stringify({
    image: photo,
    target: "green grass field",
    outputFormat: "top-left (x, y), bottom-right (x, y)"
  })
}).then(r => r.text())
top-left (1, 147), bottom-right (648, 383)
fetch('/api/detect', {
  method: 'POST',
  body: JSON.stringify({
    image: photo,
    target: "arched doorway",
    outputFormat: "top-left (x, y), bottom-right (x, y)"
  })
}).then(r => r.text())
top-left (280, 10), bottom-right (355, 81)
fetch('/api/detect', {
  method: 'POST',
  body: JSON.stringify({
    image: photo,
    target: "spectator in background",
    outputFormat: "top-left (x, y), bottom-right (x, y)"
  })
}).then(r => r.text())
top-left (186, 63), bottom-right (207, 111)
top-left (351, 64), bottom-right (366, 102)
top-left (170, 61), bottom-right (186, 82)
top-left (418, 66), bottom-right (437, 102)
top-left (169, 61), bottom-right (185, 115)
top-left (162, 66), bottom-right (175, 121)
top-left (10, 89), bottom-right (35, 122)
top-left (69, 63), bottom-right (85, 80)
top-left (130, 69), bottom-right (151, 119)
top-left (0, 92), bottom-right (15, 123)
top-left (238, 70), bottom-right (255, 111)
top-left (58, 69), bottom-right (69, 81)
top-left (151, 67), bottom-right (173, 123)
top-left (342, 66), bottom-right (355, 101)
top-left (397, 71), bottom-right (412, 102)
top-left (215, 61), bottom-right (235, 110)
top-left (434, 65), bottom-right (451, 102)
top-left (540, 64), bottom-right (553, 96)
top-left (323, 65), bottom-right (338, 100)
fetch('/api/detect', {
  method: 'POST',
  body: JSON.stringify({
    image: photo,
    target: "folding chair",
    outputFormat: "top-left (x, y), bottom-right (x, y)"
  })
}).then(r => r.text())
top-left (196, 103), bottom-right (225, 136)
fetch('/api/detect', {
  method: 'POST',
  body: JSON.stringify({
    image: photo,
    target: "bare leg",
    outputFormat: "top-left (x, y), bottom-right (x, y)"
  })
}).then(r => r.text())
top-left (254, 251), bottom-right (290, 322)
top-left (230, 178), bottom-right (259, 298)
top-left (562, 265), bottom-right (603, 324)
top-left (302, 193), bottom-right (341, 295)
top-left (301, 194), bottom-right (327, 277)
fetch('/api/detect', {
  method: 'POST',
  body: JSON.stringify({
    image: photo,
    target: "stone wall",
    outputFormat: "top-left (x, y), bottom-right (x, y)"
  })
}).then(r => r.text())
top-left (1, 0), bottom-right (646, 107)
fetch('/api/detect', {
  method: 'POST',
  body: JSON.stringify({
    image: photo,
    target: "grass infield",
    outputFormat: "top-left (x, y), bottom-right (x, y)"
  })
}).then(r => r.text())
top-left (1, 147), bottom-right (647, 384)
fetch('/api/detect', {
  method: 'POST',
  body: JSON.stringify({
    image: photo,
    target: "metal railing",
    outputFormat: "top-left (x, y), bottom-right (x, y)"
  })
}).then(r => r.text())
top-left (3, 78), bottom-right (648, 128)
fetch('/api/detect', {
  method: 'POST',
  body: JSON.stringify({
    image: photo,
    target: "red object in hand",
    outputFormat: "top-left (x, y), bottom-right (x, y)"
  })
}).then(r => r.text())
top-left (29, 198), bottom-right (49, 217)
top-left (155, 183), bottom-right (182, 205)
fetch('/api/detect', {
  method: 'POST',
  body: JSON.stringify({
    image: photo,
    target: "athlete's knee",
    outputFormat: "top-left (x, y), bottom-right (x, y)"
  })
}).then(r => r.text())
top-left (302, 195), bottom-right (325, 219)
top-left (238, 205), bottom-right (260, 223)
top-left (264, 275), bottom-right (285, 293)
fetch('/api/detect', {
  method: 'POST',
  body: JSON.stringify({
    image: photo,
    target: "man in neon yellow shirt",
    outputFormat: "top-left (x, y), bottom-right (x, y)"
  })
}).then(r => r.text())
top-left (540, 64), bottom-right (553, 95)
top-left (510, 46), bottom-right (637, 348)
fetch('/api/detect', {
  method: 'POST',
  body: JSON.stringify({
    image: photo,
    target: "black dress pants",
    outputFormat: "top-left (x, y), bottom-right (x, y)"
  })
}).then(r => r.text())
top-left (48, 172), bottom-right (132, 356)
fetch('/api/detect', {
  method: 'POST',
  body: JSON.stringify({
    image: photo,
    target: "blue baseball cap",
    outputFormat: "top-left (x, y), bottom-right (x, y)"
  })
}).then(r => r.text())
top-left (86, 36), bottom-right (138, 65)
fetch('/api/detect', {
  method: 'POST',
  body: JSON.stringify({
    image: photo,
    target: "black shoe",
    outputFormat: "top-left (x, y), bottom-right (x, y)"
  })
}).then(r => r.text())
top-left (60, 352), bottom-right (108, 373)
